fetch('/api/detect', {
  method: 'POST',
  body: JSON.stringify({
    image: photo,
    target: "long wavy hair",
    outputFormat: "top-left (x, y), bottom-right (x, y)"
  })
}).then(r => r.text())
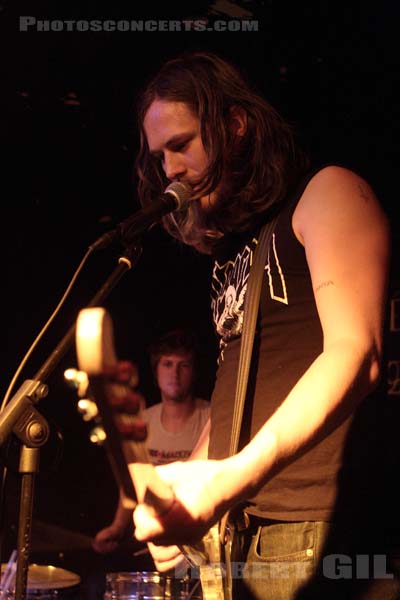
top-left (135, 51), bottom-right (308, 254)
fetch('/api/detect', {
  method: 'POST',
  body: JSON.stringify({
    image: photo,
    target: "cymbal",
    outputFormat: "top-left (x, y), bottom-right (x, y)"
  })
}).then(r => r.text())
top-left (30, 520), bottom-right (93, 553)
top-left (1, 563), bottom-right (81, 589)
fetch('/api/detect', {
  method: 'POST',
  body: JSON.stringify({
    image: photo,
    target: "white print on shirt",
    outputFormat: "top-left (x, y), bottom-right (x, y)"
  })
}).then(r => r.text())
top-left (212, 241), bottom-right (253, 340)
top-left (212, 233), bottom-right (288, 349)
top-left (265, 234), bottom-right (288, 305)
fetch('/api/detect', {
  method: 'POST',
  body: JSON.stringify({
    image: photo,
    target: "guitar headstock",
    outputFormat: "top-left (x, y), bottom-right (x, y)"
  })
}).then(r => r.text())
top-left (74, 307), bottom-right (144, 509)
top-left (74, 308), bottom-right (174, 515)
top-left (64, 367), bottom-right (106, 445)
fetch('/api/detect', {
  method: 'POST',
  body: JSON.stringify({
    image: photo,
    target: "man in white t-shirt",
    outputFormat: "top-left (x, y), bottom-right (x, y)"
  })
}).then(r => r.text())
top-left (92, 329), bottom-right (210, 554)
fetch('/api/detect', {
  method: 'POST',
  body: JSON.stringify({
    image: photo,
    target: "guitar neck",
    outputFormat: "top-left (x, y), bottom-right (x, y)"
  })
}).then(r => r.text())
top-left (89, 375), bottom-right (137, 509)
top-left (88, 374), bottom-right (174, 516)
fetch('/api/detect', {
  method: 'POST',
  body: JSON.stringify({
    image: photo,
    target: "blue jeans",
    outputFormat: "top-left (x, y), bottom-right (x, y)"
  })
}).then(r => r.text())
top-left (233, 520), bottom-right (400, 600)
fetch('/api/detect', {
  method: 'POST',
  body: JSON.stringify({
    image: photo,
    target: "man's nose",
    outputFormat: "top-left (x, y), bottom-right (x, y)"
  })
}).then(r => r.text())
top-left (164, 152), bottom-right (185, 181)
top-left (172, 364), bottom-right (181, 379)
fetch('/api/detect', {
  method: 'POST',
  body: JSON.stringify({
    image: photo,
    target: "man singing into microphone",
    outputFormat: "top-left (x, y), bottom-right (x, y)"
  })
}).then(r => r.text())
top-left (116, 51), bottom-right (397, 599)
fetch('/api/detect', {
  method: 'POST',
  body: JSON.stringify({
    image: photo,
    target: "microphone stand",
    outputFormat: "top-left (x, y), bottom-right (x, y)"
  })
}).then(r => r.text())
top-left (0, 243), bottom-right (142, 600)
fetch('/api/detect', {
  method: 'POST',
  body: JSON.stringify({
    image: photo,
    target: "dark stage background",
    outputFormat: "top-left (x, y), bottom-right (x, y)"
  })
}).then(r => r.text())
top-left (0, 0), bottom-right (399, 584)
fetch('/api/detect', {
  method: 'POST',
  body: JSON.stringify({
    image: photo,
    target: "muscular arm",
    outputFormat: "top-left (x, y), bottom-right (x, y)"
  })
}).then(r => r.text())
top-left (236, 166), bottom-right (390, 497)
top-left (134, 166), bottom-right (390, 545)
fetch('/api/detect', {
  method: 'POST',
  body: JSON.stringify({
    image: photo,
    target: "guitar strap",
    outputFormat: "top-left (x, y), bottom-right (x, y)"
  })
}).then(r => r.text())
top-left (229, 215), bottom-right (278, 457)
top-left (221, 214), bottom-right (279, 600)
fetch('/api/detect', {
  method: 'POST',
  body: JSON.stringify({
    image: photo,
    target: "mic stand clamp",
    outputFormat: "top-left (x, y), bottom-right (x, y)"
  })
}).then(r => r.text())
top-left (0, 379), bottom-right (49, 447)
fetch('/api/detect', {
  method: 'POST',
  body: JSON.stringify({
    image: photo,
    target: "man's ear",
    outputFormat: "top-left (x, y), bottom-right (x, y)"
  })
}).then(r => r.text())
top-left (229, 105), bottom-right (247, 137)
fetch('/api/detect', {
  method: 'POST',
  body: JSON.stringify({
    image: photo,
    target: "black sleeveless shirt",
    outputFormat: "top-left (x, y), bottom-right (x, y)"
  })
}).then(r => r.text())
top-left (208, 168), bottom-right (353, 520)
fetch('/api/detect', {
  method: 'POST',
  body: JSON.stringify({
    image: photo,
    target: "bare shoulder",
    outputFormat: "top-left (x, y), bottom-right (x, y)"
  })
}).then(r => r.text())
top-left (299, 165), bottom-right (375, 197)
top-left (293, 166), bottom-right (389, 244)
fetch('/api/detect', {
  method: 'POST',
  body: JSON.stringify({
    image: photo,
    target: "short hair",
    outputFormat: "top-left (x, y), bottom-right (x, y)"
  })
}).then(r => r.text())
top-left (135, 51), bottom-right (309, 254)
top-left (148, 328), bottom-right (198, 375)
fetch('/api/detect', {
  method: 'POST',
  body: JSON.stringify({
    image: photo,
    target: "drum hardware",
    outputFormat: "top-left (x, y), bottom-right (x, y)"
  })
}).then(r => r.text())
top-left (105, 570), bottom-right (202, 600)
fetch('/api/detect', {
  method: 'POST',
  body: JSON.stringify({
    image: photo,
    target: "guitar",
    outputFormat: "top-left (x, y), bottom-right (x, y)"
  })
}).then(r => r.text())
top-left (74, 307), bottom-right (231, 600)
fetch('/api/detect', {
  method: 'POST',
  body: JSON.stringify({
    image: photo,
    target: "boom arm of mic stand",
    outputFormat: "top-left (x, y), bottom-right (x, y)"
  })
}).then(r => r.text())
top-left (35, 245), bottom-right (142, 384)
top-left (0, 243), bottom-right (142, 445)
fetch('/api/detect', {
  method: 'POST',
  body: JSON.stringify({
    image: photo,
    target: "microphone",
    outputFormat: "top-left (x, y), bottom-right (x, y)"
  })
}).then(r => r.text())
top-left (90, 181), bottom-right (192, 250)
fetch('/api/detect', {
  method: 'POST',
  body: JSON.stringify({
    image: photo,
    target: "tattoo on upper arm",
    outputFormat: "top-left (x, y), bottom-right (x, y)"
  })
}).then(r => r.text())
top-left (315, 280), bottom-right (334, 293)
top-left (358, 183), bottom-right (370, 203)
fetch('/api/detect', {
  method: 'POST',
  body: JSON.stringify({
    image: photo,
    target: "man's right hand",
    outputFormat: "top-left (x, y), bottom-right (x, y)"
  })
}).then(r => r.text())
top-left (147, 542), bottom-right (189, 573)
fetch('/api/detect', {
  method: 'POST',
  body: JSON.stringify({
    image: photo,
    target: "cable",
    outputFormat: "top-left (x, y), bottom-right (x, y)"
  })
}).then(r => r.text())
top-left (0, 246), bottom-right (94, 413)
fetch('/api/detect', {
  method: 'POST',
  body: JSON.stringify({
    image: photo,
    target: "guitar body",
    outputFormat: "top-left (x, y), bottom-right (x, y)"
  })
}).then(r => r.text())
top-left (75, 307), bottom-right (230, 600)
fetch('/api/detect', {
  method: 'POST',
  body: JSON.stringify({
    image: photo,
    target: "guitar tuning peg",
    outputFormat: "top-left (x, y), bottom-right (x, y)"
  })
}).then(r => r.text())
top-left (89, 425), bottom-right (107, 446)
top-left (64, 368), bottom-right (89, 397)
top-left (77, 398), bottom-right (99, 421)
